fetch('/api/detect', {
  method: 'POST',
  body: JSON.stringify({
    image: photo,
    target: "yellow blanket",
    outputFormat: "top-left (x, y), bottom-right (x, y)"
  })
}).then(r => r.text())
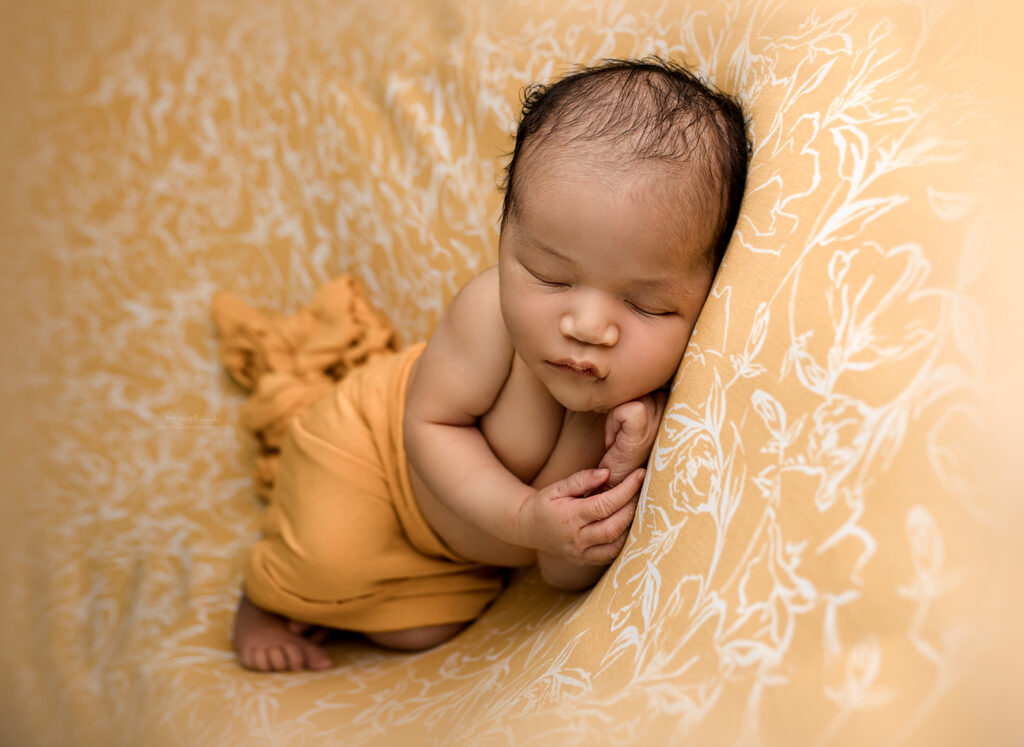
top-left (244, 342), bottom-right (505, 632)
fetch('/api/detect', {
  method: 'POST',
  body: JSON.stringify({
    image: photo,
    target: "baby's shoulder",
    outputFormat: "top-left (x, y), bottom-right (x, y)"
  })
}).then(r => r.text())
top-left (452, 265), bottom-right (499, 309)
top-left (442, 266), bottom-right (505, 341)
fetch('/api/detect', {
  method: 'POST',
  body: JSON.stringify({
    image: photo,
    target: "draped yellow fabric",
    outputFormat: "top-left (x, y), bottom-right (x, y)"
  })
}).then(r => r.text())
top-left (242, 342), bottom-right (506, 632)
top-left (1, 1), bottom-right (1020, 744)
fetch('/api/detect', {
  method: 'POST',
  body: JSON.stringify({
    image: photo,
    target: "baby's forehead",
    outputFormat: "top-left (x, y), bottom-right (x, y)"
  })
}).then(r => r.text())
top-left (508, 160), bottom-right (717, 279)
top-left (521, 130), bottom-right (710, 186)
top-left (520, 149), bottom-right (717, 236)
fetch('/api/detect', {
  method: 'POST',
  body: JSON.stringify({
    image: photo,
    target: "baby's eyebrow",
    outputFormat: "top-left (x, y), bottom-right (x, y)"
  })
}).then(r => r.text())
top-left (625, 275), bottom-right (705, 302)
top-left (525, 236), bottom-right (572, 263)
top-left (626, 276), bottom-right (686, 295)
top-left (628, 277), bottom-right (673, 291)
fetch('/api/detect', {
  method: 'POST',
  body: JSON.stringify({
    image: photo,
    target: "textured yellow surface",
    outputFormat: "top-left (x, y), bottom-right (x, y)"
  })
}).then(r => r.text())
top-left (1, 0), bottom-right (1021, 744)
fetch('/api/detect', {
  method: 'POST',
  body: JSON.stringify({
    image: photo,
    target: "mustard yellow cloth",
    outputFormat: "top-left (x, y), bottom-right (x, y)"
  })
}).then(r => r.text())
top-left (212, 274), bottom-right (401, 500)
top-left (244, 343), bottom-right (505, 632)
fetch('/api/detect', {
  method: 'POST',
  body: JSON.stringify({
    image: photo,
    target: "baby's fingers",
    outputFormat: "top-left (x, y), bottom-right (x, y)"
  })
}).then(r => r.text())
top-left (557, 468), bottom-right (610, 498)
top-left (579, 532), bottom-right (629, 565)
top-left (580, 493), bottom-right (638, 552)
top-left (605, 401), bottom-right (647, 448)
top-left (578, 468), bottom-right (645, 523)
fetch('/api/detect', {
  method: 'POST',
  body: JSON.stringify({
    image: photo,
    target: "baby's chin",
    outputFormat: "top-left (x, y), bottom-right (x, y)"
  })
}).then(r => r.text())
top-left (542, 383), bottom-right (604, 413)
top-left (547, 381), bottom-right (649, 414)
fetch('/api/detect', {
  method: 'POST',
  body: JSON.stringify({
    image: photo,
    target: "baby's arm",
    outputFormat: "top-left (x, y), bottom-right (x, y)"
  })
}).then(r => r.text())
top-left (404, 268), bottom-right (639, 565)
top-left (532, 391), bottom-right (666, 590)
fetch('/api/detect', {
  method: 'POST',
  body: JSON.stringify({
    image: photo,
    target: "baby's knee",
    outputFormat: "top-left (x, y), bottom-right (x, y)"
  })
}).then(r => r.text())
top-left (365, 622), bottom-right (466, 651)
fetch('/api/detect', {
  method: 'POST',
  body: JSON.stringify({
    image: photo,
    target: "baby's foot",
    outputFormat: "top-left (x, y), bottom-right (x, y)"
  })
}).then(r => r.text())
top-left (286, 619), bottom-right (330, 644)
top-left (232, 593), bottom-right (333, 671)
top-left (600, 391), bottom-right (667, 487)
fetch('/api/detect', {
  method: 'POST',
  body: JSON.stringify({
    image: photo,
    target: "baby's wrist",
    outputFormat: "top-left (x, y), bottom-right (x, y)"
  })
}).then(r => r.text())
top-left (512, 486), bottom-right (542, 550)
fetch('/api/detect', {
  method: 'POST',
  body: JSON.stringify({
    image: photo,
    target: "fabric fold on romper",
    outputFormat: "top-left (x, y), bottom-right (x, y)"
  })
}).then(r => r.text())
top-left (211, 275), bottom-right (400, 500)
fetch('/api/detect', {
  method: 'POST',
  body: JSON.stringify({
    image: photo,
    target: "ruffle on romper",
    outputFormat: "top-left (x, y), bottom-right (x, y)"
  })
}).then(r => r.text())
top-left (211, 276), bottom-right (399, 499)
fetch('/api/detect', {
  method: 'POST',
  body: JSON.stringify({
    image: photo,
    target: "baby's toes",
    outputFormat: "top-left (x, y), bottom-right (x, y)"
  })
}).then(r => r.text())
top-left (266, 646), bottom-right (290, 671)
top-left (281, 641), bottom-right (307, 670)
top-left (301, 641), bottom-right (333, 670)
top-left (245, 645), bottom-right (271, 672)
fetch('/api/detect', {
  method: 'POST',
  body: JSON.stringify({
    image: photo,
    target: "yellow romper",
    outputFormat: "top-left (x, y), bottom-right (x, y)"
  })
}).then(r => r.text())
top-left (243, 343), bottom-right (505, 633)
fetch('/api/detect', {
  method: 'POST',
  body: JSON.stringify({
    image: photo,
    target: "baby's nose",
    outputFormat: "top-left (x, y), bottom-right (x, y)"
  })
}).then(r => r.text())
top-left (558, 305), bottom-right (619, 346)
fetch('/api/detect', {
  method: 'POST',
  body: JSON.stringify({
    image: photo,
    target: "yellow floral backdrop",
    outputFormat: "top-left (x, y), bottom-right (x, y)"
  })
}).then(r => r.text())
top-left (0, 0), bottom-right (1020, 744)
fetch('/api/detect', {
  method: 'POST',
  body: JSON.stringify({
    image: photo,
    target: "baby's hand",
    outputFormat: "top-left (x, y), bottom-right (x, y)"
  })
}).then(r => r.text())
top-left (518, 467), bottom-right (646, 565)
top-left (599, 390), bottom-right (667, 489)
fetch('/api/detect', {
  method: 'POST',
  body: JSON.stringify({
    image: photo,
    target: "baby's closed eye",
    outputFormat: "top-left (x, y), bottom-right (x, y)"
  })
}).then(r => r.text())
top-left (625, 298), bottom-right (676, 317)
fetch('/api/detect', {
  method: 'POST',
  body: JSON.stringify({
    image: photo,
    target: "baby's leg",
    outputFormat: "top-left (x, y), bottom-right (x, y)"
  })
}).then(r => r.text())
top-left (365, 622), bottom-right (467, 651)
top-left (232, 592), bottom-right (334, 671)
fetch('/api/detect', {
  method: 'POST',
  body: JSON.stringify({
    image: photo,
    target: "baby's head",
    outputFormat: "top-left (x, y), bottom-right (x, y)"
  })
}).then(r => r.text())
top-left (500, 57), bottom-right (748, 269)
top-left (497, 58), bottom-right (748, 412)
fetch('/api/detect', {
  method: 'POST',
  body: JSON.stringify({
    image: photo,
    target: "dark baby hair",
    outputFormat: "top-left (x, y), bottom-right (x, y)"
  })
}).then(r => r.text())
top-left (500, 57), bottom-right (749, 268)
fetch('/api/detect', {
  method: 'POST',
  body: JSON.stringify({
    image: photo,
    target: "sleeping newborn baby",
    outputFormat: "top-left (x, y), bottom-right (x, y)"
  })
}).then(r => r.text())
top-left (233, 57), bottom-right (748, 670)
